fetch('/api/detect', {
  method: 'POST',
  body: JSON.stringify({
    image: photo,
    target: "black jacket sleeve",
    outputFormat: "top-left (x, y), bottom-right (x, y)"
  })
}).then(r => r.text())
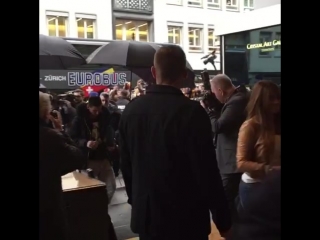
top-left (119, 116), bottom-right (132, 205)
top-left (48, 129), bottom-right (86, 176)
top-left (190, 104), bottom-right (232, 233)
top-left (210, 96), bottom-right (247, 134)
top-left (69, 116), bottom-right (87, 148)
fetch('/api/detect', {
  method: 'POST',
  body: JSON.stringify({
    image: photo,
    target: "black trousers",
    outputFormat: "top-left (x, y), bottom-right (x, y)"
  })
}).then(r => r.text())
top-left (221, 173), bottom-right (242, 221)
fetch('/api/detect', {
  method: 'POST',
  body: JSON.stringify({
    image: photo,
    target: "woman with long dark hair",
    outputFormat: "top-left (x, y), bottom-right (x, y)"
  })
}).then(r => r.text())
top-left (236, 80), bottom-right (281, 206)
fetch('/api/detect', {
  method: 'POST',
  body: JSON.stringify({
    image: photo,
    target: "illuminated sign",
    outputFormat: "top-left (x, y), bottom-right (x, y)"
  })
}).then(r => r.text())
top-left (246, 40), bottom-right (281, 51)
top-left (67, 72), bottom-right (126, 87)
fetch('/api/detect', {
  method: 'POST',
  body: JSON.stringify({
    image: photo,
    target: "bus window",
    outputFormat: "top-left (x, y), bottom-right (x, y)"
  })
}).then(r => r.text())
top-left (72, 44), bottom-right (102, 58)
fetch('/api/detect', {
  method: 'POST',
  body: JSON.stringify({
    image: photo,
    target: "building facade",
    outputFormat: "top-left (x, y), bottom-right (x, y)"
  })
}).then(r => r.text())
top-left (40, 0), bottom-right (256, 72)
top-left (215, 4), bottom-right (280, 85)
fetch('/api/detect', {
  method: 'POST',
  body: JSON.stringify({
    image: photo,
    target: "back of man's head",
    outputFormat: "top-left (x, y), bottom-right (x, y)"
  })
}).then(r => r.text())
top-left (210, 74), bottom-right (234, 91)
top-left (120, 89), bottom-right (129, 98)
top-left (152, 45), bottom-right (187, 85)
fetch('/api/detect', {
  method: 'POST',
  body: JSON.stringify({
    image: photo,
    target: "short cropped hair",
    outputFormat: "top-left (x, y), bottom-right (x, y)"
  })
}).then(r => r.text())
top-left (39, 91), bottom-right (51, 119)
top-left (120, 90), bottom-right (129, 98)
top-left (154, 45), bottom-right (187, 83)
top-left (88, 96), bottom-right (102, 107)
top-left (210, 74), bottom-right (234, 91)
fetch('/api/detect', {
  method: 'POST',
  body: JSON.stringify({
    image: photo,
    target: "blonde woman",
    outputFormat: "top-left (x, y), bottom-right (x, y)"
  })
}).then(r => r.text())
top-left (39, 91), bottom-right (85, 240)
top-left (237, 81), bottom-right (281, 207)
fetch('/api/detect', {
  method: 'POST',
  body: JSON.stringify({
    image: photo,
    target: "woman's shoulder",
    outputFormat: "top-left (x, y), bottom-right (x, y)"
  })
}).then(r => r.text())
top-left (240, 118), bottom-right (260, 132)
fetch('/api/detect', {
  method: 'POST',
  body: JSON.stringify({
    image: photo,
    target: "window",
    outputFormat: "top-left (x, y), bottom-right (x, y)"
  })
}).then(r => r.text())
top-left (207, 0), bottom-right (221, 9)
top-left (274, 32), bottom-right (281, 58)
top-left (188, 0), bottom-right (202, 7)
top-left (168, 26), bottom-right (182, 45)
top-left (244, 0), bottom-right (254, 9)
top-left (226, 0), bottom-right (239, 11)
top-left (47, 15), bottom-right (68, 37)
top-left (167, 0), bottom-right (182, 5)
top-left (76, 17), bottom-right (96, 39)
top-left (259, 31), bottom-right (272, 57)
top-left (115, 20), bottom-right (149, 42)
top-left (208, 29), bottom-right (220, 52)
top-left (188, 27), bottom-right (203, 51)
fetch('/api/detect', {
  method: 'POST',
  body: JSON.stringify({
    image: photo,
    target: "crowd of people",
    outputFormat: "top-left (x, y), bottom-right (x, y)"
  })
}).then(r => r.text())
top-left (39, 45), bottom-right (281, 240)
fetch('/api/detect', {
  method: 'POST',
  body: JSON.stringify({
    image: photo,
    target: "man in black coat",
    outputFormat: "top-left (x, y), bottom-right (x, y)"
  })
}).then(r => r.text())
top-left (119, 46), bottom-right (231, 240)
top-left (209, 75), bottom-right (248, 220)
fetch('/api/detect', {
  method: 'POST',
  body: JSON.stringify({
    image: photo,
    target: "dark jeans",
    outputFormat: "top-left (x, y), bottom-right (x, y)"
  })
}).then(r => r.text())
top-left (221, 173), bottom-right (242, 221)
top-left (239, 180), bottom-right (261, 209)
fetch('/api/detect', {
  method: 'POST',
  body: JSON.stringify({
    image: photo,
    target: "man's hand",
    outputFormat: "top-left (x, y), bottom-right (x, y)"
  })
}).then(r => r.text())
top-left (200, 100), bottom-right (206, 109)
top-left (48, 110), bottom-right (63, 131)
top-left (87, 141), bottom-right (99, 149)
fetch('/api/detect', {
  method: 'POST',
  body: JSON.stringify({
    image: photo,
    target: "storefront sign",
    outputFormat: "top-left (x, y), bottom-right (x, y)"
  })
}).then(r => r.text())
top-left (246, 40), bottom-right (281, 50)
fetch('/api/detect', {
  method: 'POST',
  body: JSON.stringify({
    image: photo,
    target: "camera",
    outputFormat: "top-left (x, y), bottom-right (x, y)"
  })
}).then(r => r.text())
top-left (201, 69), bottom-right (211, 91)
top-left (201, 91), bottom-right (223, 113)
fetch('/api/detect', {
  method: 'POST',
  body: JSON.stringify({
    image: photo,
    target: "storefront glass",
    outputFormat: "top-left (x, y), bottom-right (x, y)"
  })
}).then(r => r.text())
top-left (224, 25), bottom-right (281, 85)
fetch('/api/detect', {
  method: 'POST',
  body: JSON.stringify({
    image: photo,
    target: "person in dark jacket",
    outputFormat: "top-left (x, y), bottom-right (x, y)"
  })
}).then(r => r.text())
top-left (39, 91), bottom-right (86, 240)
top-left (116, 89), bottom-right (130, 111)
top-left (119, 46), bottom-right (231, 240)
top-left (69, 96), bottom-right (116, 203)
top-left (231, 170), bottom-right (281, 240)
top-left (209, 75), bottom-right (248, 221)
top-left (100, 92), bottom-right (121, 131)
top-left (100, 92), bottom-right (121, 176)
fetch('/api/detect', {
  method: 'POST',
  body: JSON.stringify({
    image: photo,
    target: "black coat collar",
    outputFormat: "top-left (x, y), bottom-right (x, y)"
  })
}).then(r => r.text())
top-left (146, 85), bottom-right (184, 96)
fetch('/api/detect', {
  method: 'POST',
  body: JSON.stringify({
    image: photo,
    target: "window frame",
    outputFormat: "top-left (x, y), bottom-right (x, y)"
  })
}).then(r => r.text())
top-left (188, 26), bottom-right (203, 52)
top-left (188, 0), bottom-right (203, 7)
top-left (46, 12), bottom-right (69, 37)
top-left (243, 0), bottom-right (254, 10)
top-left (75, 15), bottom-right (97, 39)
top-left (226, 0), bottom-right (239, 11)
top-left (167, 25), bottom-right (183, 46)
top-left (115, 19), bottom-right (150, 42)
top-left (207, 0), bottom-right (221, 9)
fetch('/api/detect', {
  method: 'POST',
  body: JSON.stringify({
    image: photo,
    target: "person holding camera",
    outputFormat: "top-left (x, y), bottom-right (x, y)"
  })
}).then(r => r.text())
top-left (39, 92), bottom-right (86, 240)
top-left (209, 74), bottom-right (249, 222)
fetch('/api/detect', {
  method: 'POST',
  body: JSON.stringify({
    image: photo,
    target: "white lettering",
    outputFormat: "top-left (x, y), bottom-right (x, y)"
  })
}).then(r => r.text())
top-left (44, 75), bottom-right (67, 81)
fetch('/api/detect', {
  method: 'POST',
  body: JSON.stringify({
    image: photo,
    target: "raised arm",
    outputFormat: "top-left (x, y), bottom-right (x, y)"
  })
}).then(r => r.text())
top-left (48, 129), bottom-right (86, 176)
top-left (210, 97), bottom-right (247, 134)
